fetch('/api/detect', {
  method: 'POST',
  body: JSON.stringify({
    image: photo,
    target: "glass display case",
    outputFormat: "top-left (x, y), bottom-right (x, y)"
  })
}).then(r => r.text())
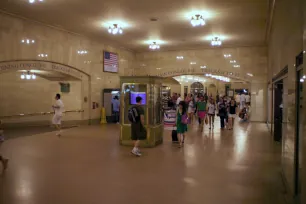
top-left (120, 76), bottom-right (163, 147)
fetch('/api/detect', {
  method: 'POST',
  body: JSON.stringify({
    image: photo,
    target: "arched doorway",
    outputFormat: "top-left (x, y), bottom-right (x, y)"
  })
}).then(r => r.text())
top-left (190, 82), bottom-right (204, 96)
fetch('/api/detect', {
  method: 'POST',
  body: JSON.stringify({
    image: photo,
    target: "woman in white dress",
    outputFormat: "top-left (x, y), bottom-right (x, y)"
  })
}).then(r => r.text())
top-left (207, 98), bottom-right (216, 129)
top-left (188, 98), bottom-right (195, 124)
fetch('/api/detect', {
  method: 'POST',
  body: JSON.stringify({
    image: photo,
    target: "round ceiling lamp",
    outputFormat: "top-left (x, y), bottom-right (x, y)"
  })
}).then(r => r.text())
top-left (191, 15), bottom-right (205, 27)
top-left (211, 37), bottom-right (222, 46)
top-left (29, 0), bottom-right (43, 3)
top-left (149, 42), bottom-right (160, 50)
top-left (108, 24), bottom-right (123, 35)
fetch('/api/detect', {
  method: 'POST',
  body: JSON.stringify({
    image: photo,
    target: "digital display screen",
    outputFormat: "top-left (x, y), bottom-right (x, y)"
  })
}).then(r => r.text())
top-left (130, 92), bottom-right (146, 105)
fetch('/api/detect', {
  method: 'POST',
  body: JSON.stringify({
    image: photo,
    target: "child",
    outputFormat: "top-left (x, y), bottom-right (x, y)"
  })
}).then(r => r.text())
top-left (176, 101), bottom-right (188, 148)
top-left (0, 120), bottom-right (8, 170)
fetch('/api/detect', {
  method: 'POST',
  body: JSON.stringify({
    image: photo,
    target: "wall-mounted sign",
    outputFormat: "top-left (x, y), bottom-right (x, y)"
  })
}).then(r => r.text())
top-left (0, 61), bottom-right (84, 79)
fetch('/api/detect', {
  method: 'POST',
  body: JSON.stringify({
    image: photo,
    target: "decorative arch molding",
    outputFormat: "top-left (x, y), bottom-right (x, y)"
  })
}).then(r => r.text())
top-left (0, 60), bottom-right (90, 79)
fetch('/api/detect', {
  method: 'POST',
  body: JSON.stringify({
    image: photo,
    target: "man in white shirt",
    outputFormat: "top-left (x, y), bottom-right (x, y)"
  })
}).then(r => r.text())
top-left (176, 94), bottom-right (183, 106)
top-left (245, 93), bottom-right (251, 106)
top-left (235, 93), bottom-right (240, 106)
top-left (240, 92), bottom-right (246, 109)
top-left (52, 93), bottom-right (64, 137)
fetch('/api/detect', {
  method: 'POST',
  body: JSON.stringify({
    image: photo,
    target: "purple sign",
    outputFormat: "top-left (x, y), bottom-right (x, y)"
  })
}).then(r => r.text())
top-left (130, 92), bottom-right (146, 105)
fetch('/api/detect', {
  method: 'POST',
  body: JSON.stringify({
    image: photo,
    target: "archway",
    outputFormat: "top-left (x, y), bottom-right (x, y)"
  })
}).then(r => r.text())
top-left (190, 82), bottom-right (204, 95)
top-left (0, 60), bottom-right (91, 126)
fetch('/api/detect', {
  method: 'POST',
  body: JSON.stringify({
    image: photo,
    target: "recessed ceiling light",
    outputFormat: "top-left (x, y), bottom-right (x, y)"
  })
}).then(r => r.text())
top-left (224, 54), bottom-right (231, 58)
top-left (29, 0), bottom-right (43, 3)
top-left (233, 65), bottom-right (240, 68)
top-left (176, 56), bottom-right (184, 60)
top-left (247, 73), bottom-right (253, 77)
top-left (156, 67), bottom-right (161, 70)
top-left (200, 66), bottom-right (207, 69)
top-left (230, 60), bottom-right (236, 63)
top-left (190, 62), bottom-right (196, 65)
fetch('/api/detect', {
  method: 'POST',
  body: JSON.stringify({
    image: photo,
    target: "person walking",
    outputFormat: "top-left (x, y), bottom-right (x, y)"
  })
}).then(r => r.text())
top-left (176, 94), bottom-right (183, 108)
top-left (207, 98), bottom-right (216, 129)
top-left (187, 97), bottom-right (195, 124)
top-left (130, 96), bottom-right (146, 157)
top-left (0, 120), bottom-right (8, 170)
top-left (176, 101), bottom-right (188, 148)
top-left (52, 93), bottom-right (64, 137)
top-left (112, 96), bottom-right (120, 124)
top-left (228, 98), bottom-right (238, 130)
top-left (218, 98), bottom-right (227, 130)
top-left (196, 95), bottom-right (207, 132)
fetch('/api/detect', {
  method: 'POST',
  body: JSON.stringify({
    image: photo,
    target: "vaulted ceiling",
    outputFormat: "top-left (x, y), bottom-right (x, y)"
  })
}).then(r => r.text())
top-left (0, 0), bottom-right (268, 52)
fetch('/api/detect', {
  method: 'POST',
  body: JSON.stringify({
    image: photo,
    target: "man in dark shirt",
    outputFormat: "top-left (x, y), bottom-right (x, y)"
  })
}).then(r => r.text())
top-left (131, 96), bottom-right (146, 156)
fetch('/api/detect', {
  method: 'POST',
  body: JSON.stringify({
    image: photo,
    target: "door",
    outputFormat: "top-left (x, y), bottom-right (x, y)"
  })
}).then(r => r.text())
top-left (273, 82), bottom-right (283, 142)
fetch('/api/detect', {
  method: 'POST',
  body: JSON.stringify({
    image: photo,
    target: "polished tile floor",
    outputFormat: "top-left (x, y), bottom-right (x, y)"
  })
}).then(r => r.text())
top-left (0, 120), bottom-right (286, 204)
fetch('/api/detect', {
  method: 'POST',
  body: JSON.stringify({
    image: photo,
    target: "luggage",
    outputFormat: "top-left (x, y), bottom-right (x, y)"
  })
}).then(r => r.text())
top-left (172, 129), bottom-right (178, 143)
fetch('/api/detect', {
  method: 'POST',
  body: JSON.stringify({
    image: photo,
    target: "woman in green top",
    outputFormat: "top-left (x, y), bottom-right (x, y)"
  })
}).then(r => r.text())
top-left (176, 101), bottom-right (188, 147)
top-left (197, 96), bottom-right (207, 132)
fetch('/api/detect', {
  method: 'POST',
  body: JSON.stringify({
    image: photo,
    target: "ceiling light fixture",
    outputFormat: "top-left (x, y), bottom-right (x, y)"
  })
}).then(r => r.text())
top-left (156, 68), bottom-right (161, 70)
top-left (29, 0), bottom-right (43, 3)
top-left (149, 42), bottom-right (160, 50)
top-left (230, 60), bottom-right (236, 63)
top-left (247, 73), bottom-right (253, 77)
top-left (200, 66), bottom-right (207, 69)
top-left (211, 37), bottom-right (222, 46)
top-left (38, 54), bottom-right (48, 58)
top-left (190, 62), bottom-right (196, 65)
top-left (77, 50), bottom-right (88, 55)
top-left (21, 71), bottom-right (36, 80)
top-left (300, 78), bottom-right (305, 83)
top-left (233, 65), bottom-right (240, 68)
top-left (191, 14), bottom-right (205, 27)
top-left (176, 56), bottom-right (184, 60)
top-left (224, 54), bottom-right (231, 58)
top-left (108, 24), bottom-right (123, 35)
top-left (21, 39), bottom-right (35, 44)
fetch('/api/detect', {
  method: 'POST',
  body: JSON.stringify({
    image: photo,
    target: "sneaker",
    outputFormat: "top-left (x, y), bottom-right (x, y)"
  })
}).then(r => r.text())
top-left (131, 149), bottom-right (141, 156)
top-left (2, 159), bottom-right (8, 170)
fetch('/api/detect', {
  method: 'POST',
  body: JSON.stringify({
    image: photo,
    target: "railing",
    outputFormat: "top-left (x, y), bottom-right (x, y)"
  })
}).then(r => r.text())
top-left (0, 110), bottom-right (84, 119)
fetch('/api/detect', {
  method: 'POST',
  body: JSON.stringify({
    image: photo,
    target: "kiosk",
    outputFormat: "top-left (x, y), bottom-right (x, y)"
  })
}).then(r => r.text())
top-left (119, 76), bottom-right (163, 147)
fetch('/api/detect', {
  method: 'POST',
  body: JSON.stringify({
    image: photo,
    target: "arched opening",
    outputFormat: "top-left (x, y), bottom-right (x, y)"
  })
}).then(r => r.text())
top-left (190, 82), bottom-right (204, 96)
top-left (0, 60), bottom-right (91, 129)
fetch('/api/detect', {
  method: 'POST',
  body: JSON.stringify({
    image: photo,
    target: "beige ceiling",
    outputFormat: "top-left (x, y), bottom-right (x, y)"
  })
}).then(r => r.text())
top-left (0, 0), bottom-right (268, 52)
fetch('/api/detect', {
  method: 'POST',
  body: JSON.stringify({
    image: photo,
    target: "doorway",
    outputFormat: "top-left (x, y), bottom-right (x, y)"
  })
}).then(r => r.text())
top-left (273, 81), bottom-right (283, 142)
top-left (190, 82), bottom-right (204, 96)
top-left (103, 89), bottom-right (120, 123)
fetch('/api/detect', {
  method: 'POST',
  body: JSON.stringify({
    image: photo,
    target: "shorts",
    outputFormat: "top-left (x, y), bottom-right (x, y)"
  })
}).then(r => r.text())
top-left (228, 114), bottom-right (236, 118)
top-left (198, 111), bottom-right (206, 119)
top-left (131, 123), bottom-right (146, 141)
top-left (208, 113), bottom-right (215, 116)
top-left (52, 114), bottom-right (62, 125)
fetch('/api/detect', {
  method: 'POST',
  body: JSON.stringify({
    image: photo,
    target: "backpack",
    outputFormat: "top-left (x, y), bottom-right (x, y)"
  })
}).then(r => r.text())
top-left (128, 106), bottom-right (140, 123)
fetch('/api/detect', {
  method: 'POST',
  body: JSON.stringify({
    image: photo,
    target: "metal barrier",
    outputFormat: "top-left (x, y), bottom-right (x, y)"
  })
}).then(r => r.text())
top-left (0, 110), bottom-right (84, 119)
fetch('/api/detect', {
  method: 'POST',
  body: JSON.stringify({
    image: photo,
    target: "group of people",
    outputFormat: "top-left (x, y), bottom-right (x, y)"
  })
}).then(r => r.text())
top-left (162, 91), bottom-right (251, 147)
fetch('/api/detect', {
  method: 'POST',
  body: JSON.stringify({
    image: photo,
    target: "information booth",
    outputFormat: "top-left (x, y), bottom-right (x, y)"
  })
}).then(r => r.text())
top-left (119, 76), bottom-right (163, 147)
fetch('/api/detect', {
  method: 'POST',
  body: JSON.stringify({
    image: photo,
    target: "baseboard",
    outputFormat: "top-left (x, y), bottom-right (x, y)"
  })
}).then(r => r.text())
top-left (2, 119), bottom-right (90, 128)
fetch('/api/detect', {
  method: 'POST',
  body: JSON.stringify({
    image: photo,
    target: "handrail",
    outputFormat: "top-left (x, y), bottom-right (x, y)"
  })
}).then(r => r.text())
top-left (0, 110), bottom-right (84, 119)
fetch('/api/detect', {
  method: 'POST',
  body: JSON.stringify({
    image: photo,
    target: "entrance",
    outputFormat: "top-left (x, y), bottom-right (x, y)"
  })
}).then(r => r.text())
top-left (103, 89), bottom-right (120, 123)
top-left (273, 81), bottom-right (283, 142)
